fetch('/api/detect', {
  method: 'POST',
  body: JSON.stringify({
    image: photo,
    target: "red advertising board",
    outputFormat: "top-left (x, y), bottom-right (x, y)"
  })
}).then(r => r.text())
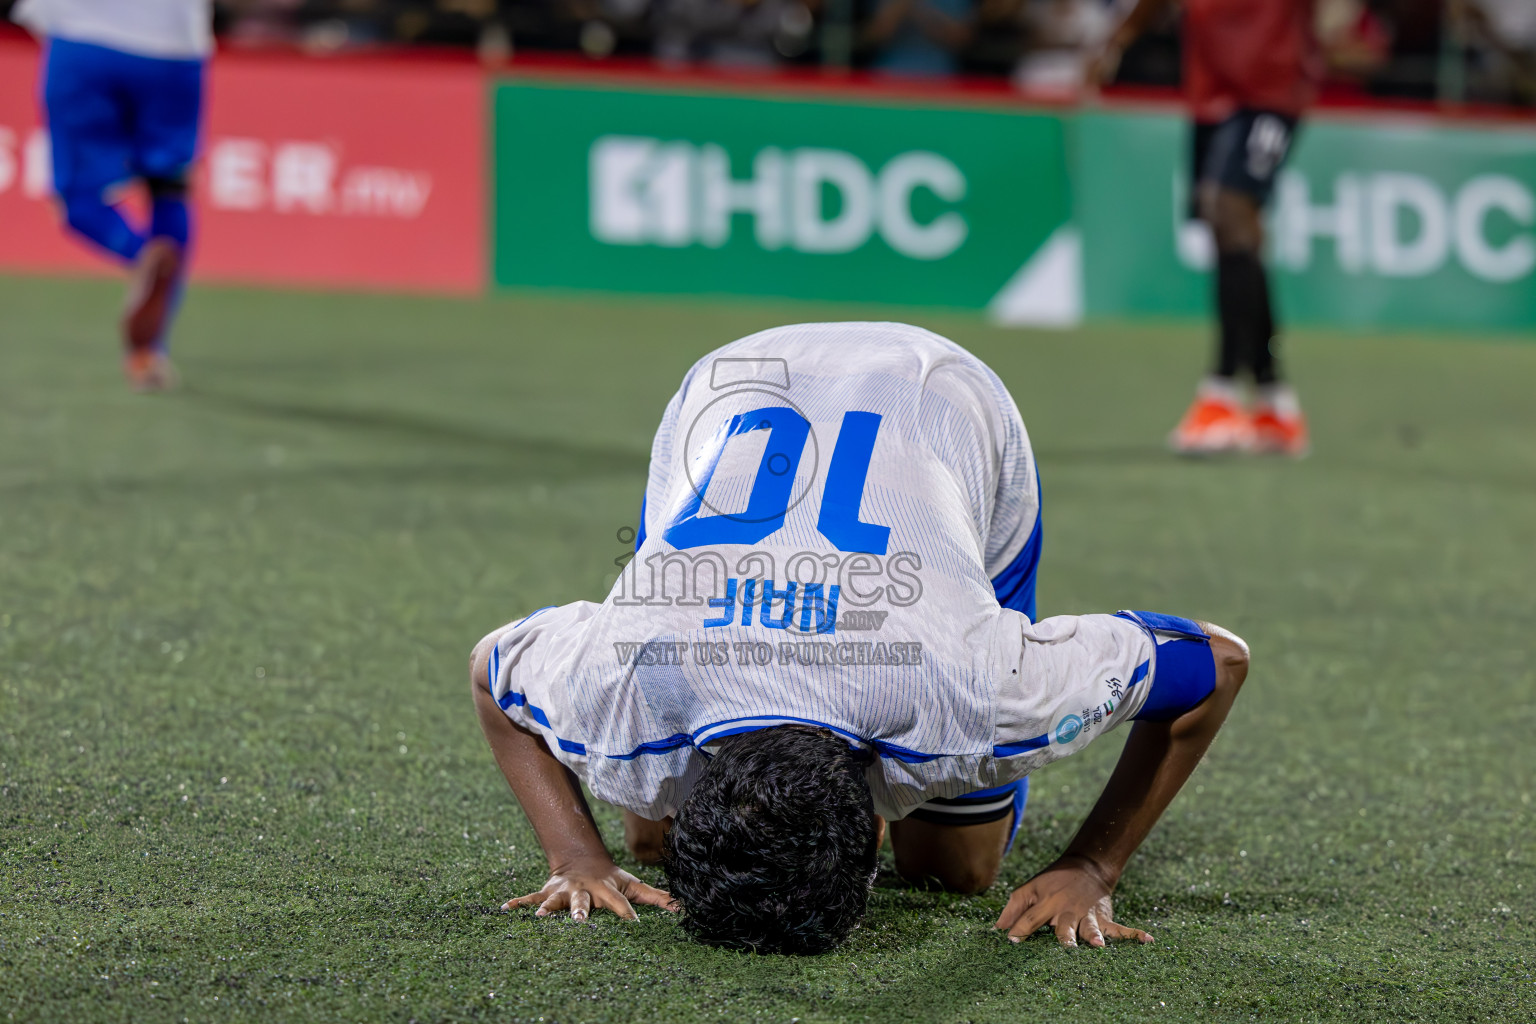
top-left (0, 39), bottom-right (483, 293)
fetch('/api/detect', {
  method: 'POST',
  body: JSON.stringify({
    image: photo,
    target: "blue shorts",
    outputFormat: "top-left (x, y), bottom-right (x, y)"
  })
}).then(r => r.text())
top-left (43, 37), bottom-right (204, 197)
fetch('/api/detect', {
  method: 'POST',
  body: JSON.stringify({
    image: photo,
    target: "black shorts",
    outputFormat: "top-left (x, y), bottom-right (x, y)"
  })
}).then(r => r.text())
top-left (1190, 109), bottom-right (1299, 216)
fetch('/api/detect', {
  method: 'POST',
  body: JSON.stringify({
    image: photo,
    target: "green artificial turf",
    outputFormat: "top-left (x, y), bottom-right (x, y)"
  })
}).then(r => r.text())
top-left (1, 275), bottom-right (1533, 1023)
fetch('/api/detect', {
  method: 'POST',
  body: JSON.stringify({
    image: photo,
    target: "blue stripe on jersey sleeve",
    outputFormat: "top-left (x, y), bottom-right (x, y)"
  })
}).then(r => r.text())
top-left (992, 733), bottom-right (1050, 757)
top-left (487, 605), bottom-right (557, 697)
top-left (488, 606), bottom-right (591, 753)
top-left (494, 688), bottom-right (589, 757)
top-left (606, 733), bottom-right (694, 760)
top-left (870, 740), bottom-right (945, 764)
top-left (636, 495), bottom-right (647, 551)
top-left (516, 605), bottom-right (558, 627)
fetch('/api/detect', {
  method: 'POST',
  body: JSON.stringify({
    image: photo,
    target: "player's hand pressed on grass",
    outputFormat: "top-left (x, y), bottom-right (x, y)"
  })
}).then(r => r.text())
top-left (994, 854), bottom-right (1152, 947)
top-left (504, 857), bottom-right (676, 921)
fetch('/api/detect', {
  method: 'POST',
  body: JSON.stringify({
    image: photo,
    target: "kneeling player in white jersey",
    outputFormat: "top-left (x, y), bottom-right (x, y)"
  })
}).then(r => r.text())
top-left (471, 322), bottom-right (1250, 954)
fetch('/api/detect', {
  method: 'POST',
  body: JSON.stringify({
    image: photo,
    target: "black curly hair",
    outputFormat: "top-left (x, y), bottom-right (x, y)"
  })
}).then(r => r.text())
top-left (662, 726), bottom-right (879, 955)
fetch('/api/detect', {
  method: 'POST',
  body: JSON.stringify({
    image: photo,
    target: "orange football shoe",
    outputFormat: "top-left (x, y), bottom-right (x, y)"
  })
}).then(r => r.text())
top-left (124, 349), bottom-right (178, 393)
top-left (1169, 379), bottom-right (1253, 455)
top-left (1252, 385), bottom-right (1309, 457)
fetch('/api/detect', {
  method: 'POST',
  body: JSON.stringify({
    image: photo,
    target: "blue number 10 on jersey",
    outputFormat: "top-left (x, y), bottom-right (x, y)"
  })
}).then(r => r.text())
top-left (664, 408), bottom-right (892, 555)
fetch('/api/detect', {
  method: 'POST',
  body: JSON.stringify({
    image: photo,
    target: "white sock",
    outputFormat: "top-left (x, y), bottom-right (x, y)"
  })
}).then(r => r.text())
top-left (1257, 382), bottom-right (1302, 417)
top-left (1197, 375), bottom-right (1244, 405)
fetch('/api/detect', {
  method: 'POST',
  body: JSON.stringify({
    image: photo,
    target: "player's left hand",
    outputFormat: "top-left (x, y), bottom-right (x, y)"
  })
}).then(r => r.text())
top-left (993, 854), bottom-right (1153, 947)
top-left (502, 858), bottom-right (677, 922)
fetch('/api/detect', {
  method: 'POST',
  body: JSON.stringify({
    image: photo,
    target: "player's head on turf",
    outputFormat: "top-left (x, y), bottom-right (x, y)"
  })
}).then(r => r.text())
top-left (662, 726), bottom-right (879, 955)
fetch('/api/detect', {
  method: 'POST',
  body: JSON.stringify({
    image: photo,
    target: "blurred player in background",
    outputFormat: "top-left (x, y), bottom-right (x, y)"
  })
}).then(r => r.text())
top-left (12, 0), bottom-right (211, 391)
top-left (1095, 0), bottom-right (1316, 457)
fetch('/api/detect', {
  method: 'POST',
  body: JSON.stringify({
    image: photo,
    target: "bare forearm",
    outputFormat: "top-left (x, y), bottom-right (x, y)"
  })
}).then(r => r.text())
top-left (473, 681), bottom-right (612, 871)
top-left (1062, 713), bottom-right (1224, 884)
top-left (1063, 628), bottom-right (1248, 885)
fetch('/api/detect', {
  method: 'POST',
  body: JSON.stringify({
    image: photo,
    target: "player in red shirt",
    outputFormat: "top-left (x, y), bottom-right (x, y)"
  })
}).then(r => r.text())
top-left (1095, 0), bottom-right (1317, 457)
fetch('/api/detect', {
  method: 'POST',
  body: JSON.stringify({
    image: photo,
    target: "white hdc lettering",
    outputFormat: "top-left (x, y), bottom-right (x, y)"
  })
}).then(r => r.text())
top-left (589, 135), bottom-right (968, 260)
top-left (1269, 170), bottom-right (1535, 282)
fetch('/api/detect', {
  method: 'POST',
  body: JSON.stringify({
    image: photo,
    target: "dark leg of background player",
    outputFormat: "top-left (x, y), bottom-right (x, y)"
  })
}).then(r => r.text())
top-left (1206, 187), bottom-right (1308, 454)
top-left (1216, 249), bottom-right (1275, 382)
top-left (1206, 187), bottom-right (1273, 384)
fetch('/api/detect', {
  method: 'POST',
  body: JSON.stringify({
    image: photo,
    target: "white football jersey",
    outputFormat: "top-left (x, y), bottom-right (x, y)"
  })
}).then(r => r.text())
top-left (488, 322), bottom-right (1157, 820)
top-left (15, 0), bottom-right (212, 59)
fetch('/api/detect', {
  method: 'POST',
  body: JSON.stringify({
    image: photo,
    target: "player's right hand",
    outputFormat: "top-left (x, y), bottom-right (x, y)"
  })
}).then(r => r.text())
top-left (503, 857), bottom-right (678, 921)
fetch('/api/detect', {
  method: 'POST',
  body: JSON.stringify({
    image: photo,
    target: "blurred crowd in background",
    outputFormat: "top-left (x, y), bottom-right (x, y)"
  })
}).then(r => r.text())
top-left (5, 0), bottom-right (1534, 107)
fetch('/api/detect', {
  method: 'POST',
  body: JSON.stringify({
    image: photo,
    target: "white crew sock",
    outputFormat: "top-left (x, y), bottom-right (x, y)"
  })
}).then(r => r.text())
top-left (1197, 375), bottom-right (1244, 406)
top-left (1256, 382), bottom-right (1302, 418)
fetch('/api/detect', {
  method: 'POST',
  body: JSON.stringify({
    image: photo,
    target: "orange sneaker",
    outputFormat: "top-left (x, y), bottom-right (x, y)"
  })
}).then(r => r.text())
top-left (124, 349), bottom-right (178, 393)
top-left (1169, 380), bottom-right (1253, 455)
top-left (121, 237), bottom-right (182, 354)
top-left (1252, 385), bottom-right (1309, 457)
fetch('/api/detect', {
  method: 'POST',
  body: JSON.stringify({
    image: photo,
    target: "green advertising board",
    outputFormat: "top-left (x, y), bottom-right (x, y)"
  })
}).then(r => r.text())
top-left (1076, 110), bottom-right (1536, 331)
top-left (491, 76), bottom-right (1535, 332)
top-left (492, 80), bottom-right (1074, 317)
